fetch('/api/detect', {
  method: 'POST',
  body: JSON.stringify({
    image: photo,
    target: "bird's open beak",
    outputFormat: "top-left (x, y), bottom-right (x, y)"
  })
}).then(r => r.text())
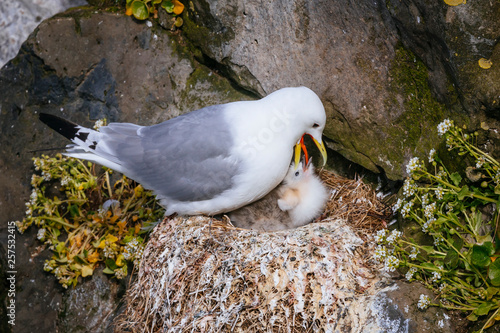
top-left (294, 134), bottom-right (327, 169)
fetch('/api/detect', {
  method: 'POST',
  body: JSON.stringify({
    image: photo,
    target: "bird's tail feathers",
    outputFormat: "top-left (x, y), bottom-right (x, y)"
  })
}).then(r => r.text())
top-left (39, 113), bottom-right (126, 170)
top-left (39, 113), bottom-right (91, 142)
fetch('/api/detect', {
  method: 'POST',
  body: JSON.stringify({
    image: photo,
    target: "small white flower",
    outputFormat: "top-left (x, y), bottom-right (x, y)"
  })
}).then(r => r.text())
top-left (434, 235), bottom-right (443, 246)
top-left (494, 170), bottom-right (500, 185)
top-left (114, 266), bottom-right (127, 279)
top-left (383, 255), bottom-right (400, 272)
top-left (435, 187), bottom-right (444, 200)
top-left (375, 229), bottom-right (388, 243)
top-left (374, 245), bottom-right (387, 262)
top-left (439, 283), bottom-right (448, 292)
top-left (42, 171), bottom-right (51, 181)
top-left (26, 207), bottom-right (33, 216)
top-left (393, 198), bottom-right (404, 213)
top-left (37, 228), bottom-right (46, 240)
top-left (476, 156), bottom-right (486, 169)
top-left (93, 119), bottom-right (106, 130)
top-left (406, 157), bottom-right (420, 175)
top-left (436, 169), bottom-right (447, 179)
top-left (417, 294), bottom-right (431, 309)
top-left (103, 243), bottom-right (116, 259)
top-left (386, 230), bottom-right (402, 245)
top-left (422, 218), bottom-right (435, 233)
top-left (421, 193), bottom-right (429, 208)
top-left (403, 178), bottom-right (417, 198)
top-left (30, 190), bottom-right (38, 205)
top-left (43, 261), bottom-right (54, 271)
top-left (428, 149), bottom-right (436, 163)
top-left (431, 270), bottom-right (441, 282)
top-left (54, 266), bottom-right (64, 278)
top-left (123, 238), bottom-right (141, 261)
top-left (409, 247), bottom-right (419, 259)
top-left (437, 119), bottom-right (453, 136)
top-left (133, 247), bottom-right (144, 266)
top-left (405, 267), bottom-right (417, 281)
top-left (438, 319), bottom-right (444, 328)
top-left (60, 176), bottom-right (72, 186)
top-left (401, 201), bottom-right (414, 218)
top-left (424, 202), bottom-right (436, 219)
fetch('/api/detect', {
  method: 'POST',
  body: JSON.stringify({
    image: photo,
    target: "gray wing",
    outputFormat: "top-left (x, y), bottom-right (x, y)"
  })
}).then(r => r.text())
top-left (101, 105), bottom-right (241, 202)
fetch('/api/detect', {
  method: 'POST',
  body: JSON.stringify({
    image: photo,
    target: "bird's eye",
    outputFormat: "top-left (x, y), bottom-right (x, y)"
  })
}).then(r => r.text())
top-left (313, 123), bottom-right (320, 128)
top-left (295, 171), bottom-right (300, 177)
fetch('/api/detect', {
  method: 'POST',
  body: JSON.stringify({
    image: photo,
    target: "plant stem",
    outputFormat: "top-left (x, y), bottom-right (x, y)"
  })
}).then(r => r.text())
top-left (424, 172), bottom-right (497, 203)
top-left (45, 216), bottom-right (77, 229)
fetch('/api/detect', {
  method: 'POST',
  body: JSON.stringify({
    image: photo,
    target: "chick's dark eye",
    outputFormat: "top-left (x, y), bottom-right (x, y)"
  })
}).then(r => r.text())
top-left (313, 123), bottom-right (320, 128)
top-left (295, 171), bottom-right (300, 177)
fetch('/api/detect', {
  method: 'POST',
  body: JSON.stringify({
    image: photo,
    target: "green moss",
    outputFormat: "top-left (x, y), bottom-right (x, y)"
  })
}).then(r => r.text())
top-left (322, 44), bottom-right (461, 179)
top-left (323, 43), bottom-right (465, 180)
top-left (181, 2), bottom-right (235, 57)
top-left (163, 19), bottom-right (255, 110)
top-left (389, 45), bottom-right (447, 144)
top-left (165, 26), bottom-right (203, 65)
top-left (371, 44), bottom-right (455, 178)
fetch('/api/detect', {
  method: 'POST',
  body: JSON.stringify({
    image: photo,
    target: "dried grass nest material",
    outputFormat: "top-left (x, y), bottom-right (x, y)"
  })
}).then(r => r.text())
top-left (115, 170), bottom-right (391, 332)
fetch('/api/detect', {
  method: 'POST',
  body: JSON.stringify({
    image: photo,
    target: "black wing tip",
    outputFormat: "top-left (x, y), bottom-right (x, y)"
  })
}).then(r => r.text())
top-left (39, 113), bottom-right (87, 141)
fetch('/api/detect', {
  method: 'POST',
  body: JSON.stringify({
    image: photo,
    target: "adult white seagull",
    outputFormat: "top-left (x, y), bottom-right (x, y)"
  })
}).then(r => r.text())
top-left (39, 86), bottom-right (327, 216)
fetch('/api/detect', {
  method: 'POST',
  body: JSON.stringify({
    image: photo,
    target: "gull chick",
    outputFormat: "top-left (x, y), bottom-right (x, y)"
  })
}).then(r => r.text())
top-left (229, 158), bottom-right (328, 231)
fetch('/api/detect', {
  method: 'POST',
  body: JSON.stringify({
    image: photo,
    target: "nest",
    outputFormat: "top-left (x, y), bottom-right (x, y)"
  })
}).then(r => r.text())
top-left (115, 170), bottom-right (391, 332)
top-left (318, 170), bottom-right (391, 234)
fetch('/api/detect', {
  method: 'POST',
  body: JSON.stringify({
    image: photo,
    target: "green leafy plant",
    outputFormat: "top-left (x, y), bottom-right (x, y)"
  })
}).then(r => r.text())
top-left (375, 119), bottom-right (500, 332)
top-left (16, 127), bottom-right (164, 288)
top-left (125, 0), bottom-right (184, 27)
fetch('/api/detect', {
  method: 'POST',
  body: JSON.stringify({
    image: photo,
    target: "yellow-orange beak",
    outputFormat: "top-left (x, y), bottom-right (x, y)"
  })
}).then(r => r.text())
top-left (294, 134), bottom-right (327, 169)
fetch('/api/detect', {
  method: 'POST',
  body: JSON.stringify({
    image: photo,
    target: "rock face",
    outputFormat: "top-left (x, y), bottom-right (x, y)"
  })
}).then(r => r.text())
top-left (182, 0), bottom-right (423, 179)
top-left (0, 0), bottom-right (87, 68)
top-left (387, 0), bottom-right (500, 115)
top-left (182, 0), bottom-right (500, 179)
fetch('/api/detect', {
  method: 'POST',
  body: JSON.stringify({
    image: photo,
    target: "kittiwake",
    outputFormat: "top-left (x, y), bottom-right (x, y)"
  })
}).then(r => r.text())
top-left (39, 86), bottom-right (327, 216)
